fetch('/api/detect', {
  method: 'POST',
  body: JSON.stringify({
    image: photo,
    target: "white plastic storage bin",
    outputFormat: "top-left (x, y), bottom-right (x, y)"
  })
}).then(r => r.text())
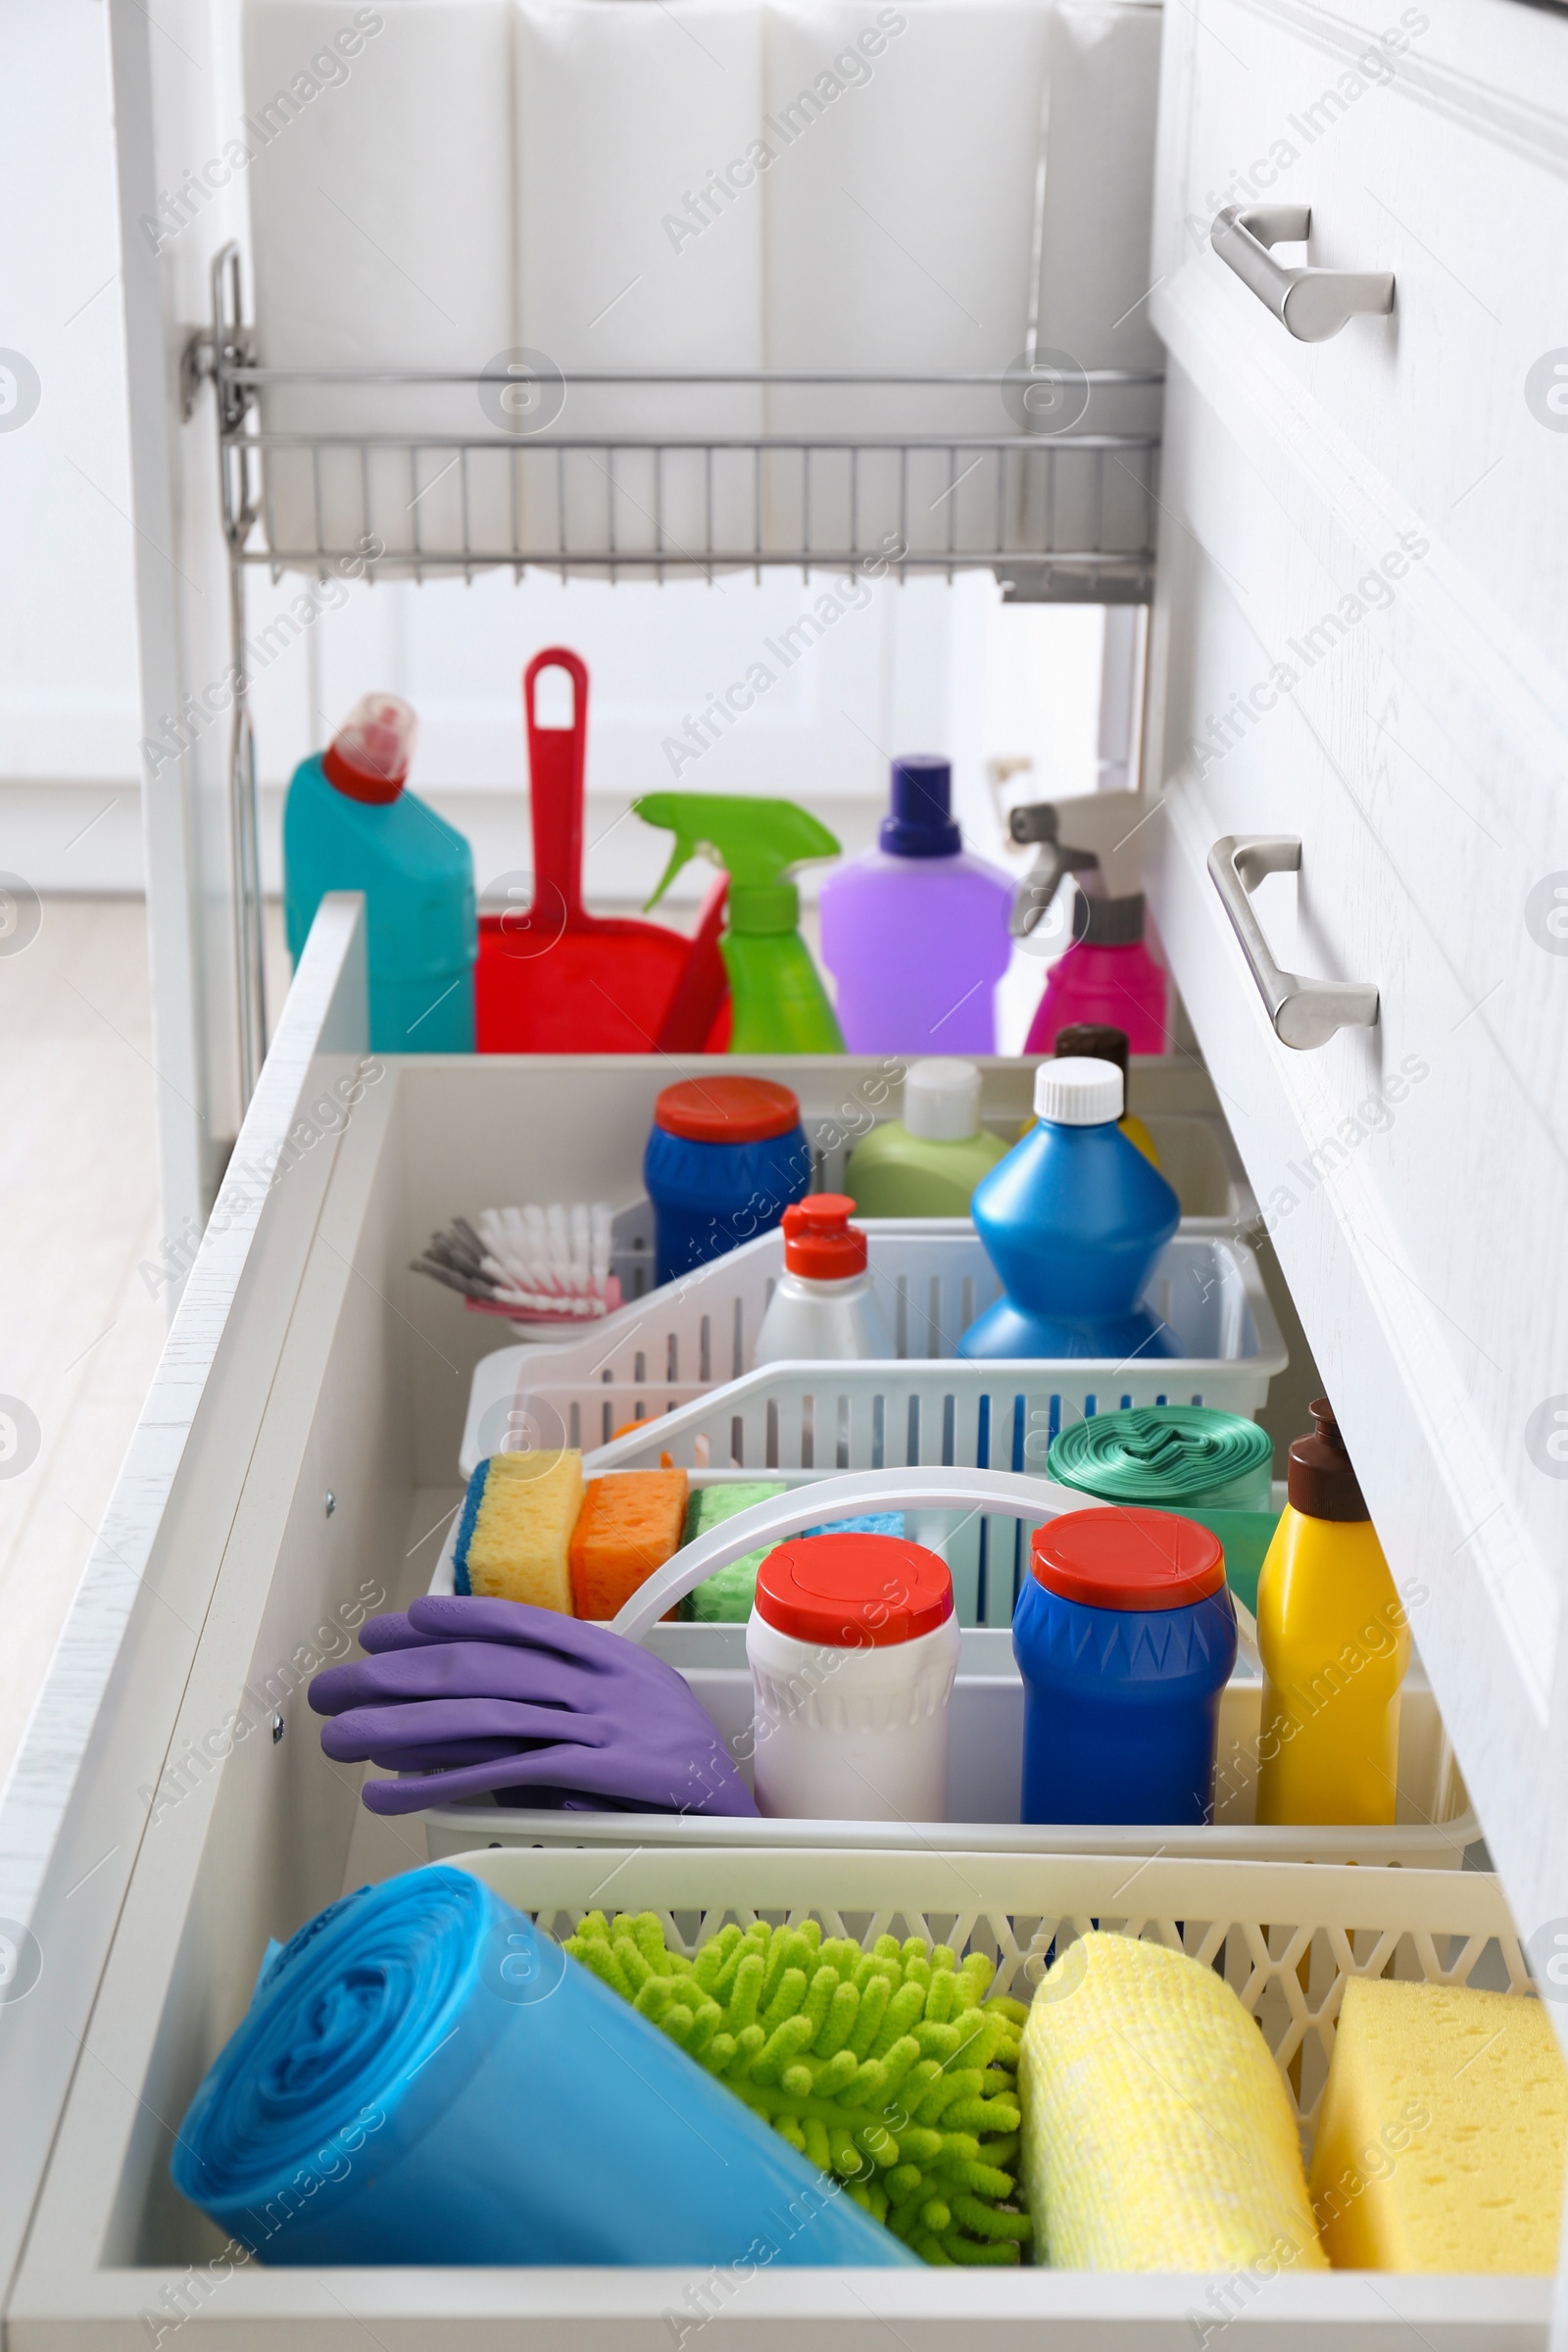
top-left (420, 1626), bottom-right (1476, 1869)
top-left (459, 1219), bottom-right (1288, 1476)
top-left (456, 1240), bottom-right (1285, 1637)
top-left (448, 1848), bottom-right (1534, 2156)
top-left (511, 1104), bottom-right (1259, 1319)
top-left (20, 1816), bottom-right (1551, 2343)
top-left (420, 1464), bottom-right (1476, 1867)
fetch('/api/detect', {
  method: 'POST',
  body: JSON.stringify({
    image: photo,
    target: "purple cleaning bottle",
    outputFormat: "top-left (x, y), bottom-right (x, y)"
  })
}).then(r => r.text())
top-left (818, 756), bottom-right (1013, 1054)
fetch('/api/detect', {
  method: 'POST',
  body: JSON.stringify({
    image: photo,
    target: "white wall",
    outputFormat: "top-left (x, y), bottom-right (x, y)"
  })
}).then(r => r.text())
top-left (0, 3), bottom-right (143, 889)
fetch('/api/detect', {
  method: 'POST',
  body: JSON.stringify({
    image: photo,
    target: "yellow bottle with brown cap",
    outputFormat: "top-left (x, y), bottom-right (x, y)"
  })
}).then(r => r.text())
top-left (1254, 1399), bottom-right (1410, 1826)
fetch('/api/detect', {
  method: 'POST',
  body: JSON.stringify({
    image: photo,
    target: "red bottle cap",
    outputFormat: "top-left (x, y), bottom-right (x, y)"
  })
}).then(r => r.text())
top-left (781, 1194), bottom-right (866, 1277)
top-left (754, 1533), bottom-right (954, 1648)
top-left (655, 1076), bottom-right (801, 1144)
top-left (1031, 1506), bottom-right (1225, 1613)
top-left (322, 694), bottom-right (416, 806)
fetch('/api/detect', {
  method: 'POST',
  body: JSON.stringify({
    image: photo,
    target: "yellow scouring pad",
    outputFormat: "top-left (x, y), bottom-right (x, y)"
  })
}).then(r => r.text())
top-left (1310, 1977), bottom-right (1568, 2273)
top-left (453, 1448), bottom-right (584, 1612)
top-left (1020, 1931), bottom-right (1326, 2274)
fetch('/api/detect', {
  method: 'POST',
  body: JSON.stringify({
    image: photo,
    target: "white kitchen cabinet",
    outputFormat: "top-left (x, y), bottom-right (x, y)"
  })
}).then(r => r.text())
top-left (0, 902), bottom-right (1547, 2347)
top-left (1144, 0), bottom-right (1568, 1974)
top-left (6, 0), bottom-right (1567, 2340)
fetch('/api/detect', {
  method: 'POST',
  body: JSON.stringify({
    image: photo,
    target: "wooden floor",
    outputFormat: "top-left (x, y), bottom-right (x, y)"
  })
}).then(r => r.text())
top-left (0, 901), bottom-right (169, 1789)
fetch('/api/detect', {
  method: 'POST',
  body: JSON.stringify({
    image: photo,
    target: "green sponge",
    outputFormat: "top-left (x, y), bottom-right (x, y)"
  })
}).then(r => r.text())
top-left (564, 1912), bottom-right (1033, 2266)
top-left (678, 1484), bottom-right (786, 1622)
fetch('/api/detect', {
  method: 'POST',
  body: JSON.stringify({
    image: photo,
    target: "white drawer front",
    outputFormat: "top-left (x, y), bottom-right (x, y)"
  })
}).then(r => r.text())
top-left (1147, 0), bottom-right (1568, 1976)
top-left (1152, 0), bottom-right (1568, 667)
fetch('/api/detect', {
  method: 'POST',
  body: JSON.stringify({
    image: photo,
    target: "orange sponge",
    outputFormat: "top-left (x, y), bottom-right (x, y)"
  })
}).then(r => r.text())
top-left (569, 1470), bottom-right (689, 1621)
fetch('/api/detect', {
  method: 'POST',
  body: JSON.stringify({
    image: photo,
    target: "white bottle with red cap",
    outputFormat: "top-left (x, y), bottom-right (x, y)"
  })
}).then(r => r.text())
top-left (747, 1532), bottom-right (961, 1819)
top-left (752, 1194), bottom-right (895, 1366)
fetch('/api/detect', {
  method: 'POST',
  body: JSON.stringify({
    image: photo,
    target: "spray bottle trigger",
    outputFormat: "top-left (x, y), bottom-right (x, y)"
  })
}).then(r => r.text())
top-left (645, 836), bottom-right (694, 912)
top-left (635, 794), bottom-right (701, 911)
top-left (1009, 827), bottom-right (1102, 940)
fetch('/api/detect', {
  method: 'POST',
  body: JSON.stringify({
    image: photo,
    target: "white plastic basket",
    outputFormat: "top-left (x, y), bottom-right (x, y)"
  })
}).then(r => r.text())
top-left (444, 1846), bottom-right (1531, 2161)
top-left (418, 1468), bottom-right (1477, 1867)
top-left (459, 1217), bottom-right (1287, 1479)
top-left (420, 1654), bottom-right (1476, 1869)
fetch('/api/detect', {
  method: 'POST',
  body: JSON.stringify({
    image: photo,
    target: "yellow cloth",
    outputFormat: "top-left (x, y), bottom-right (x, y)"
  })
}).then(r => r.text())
top-left (1020, 1932), bottom-right (1325, 2273)
top-left (1310, 1978), bottom-right (1568, 2273)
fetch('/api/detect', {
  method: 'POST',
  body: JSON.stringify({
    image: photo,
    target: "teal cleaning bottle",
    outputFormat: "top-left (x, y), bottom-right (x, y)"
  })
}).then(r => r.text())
top-left (284, 694), bottom-right (476, 1053)
top-left (959, 1055), bottom-right (1181, 1359)
top-left (632, 792), bottom-right (844, 1053)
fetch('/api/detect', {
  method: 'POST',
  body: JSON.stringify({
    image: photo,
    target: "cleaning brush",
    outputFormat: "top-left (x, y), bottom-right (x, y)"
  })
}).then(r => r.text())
top-left (564, 1912), bottom-right (1033, 2266)
top-left (412, 1202), bottom-right (619, 1323)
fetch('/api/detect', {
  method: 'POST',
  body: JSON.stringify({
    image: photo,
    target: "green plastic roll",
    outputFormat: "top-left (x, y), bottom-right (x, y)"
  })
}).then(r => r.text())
top-left (1048, 1406), bottom-right (1274, 1513)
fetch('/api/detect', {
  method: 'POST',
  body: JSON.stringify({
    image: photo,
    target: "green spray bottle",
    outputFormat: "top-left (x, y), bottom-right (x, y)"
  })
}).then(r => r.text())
top-left (634, 793), bottom-right (846, 1054)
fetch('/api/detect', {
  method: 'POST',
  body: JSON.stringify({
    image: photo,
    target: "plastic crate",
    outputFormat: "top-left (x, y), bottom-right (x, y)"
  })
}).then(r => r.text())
top-left (459, 1216), bottom-right (1287, 1478)
top-left (418, 1467), bottom-right (1477, 1866)
top-left (444, 1845), bottom-right (1532, 2164)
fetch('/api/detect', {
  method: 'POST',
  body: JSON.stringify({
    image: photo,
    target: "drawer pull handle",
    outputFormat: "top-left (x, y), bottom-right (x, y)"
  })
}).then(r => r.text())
top-left (1207, 835), bottom-right (1379, 1050)
top-left (1210, 205), bottom-right (1394, 343)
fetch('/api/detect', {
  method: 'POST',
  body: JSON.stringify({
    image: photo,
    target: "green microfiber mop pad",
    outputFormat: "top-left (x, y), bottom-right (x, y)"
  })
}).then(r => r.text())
top-left (564, 1912), bottom-right (1034, 2266)
top-left (678, 1484), bottom-right (786, 1622)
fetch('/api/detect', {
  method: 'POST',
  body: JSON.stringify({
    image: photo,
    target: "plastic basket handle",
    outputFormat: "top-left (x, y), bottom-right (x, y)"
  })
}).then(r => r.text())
top-left (611, 1466), bottom-right (1080, 1642)
top-left (524, 647), bottom-right (589, 921)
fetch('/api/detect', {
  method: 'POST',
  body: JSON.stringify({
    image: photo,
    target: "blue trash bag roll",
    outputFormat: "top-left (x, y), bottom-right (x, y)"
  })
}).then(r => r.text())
top-left (172, 1865), bottom-right (916, 2269)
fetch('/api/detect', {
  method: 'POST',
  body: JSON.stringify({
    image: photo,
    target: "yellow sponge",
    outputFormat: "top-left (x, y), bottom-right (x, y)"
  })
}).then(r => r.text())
top-left (1310, 1978), bottom-right (1568, 2273)
top-left (1020, 1931), bottom-right (1326, 2274)
top-left (453, 1448), bottom-right (583, 1612)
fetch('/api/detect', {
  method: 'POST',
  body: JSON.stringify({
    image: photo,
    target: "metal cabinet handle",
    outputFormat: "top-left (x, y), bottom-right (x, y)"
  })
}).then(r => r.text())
top-left (1210, 206), bottom-right (1394, 343)
top-left (1207, 836), bottom-right (1379, 1049)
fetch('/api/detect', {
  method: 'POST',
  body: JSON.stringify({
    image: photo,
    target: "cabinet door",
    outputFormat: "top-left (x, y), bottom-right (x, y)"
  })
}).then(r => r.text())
top-left (1146, 0), bottom-right (1568, 1954)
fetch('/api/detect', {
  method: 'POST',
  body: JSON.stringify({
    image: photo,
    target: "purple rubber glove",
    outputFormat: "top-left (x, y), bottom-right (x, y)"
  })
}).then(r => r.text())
top-left (308, 1594), bottom-right (758, 1818)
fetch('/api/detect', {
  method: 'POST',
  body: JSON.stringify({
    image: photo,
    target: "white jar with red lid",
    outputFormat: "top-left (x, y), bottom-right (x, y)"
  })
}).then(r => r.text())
top-left (746, 1532), bottom-right (960, 1820)
top-left (751, 1195), bottom-right (895, 1366)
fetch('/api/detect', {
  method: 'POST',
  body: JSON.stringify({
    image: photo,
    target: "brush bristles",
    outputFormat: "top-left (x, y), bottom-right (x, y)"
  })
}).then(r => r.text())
top-left (419, 1200), bottom-right (614, 1316)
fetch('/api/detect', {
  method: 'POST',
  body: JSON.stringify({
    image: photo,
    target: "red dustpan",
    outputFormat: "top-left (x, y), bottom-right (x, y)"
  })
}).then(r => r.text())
top-left (475, 648), bottom-right (729, 1053)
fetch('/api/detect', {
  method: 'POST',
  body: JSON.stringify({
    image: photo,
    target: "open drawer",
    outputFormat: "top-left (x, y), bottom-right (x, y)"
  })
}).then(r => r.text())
top-left (0, 896), bottom-right (1552, 2344)
top-left (14, 1830), bottom-right (1555, 2346)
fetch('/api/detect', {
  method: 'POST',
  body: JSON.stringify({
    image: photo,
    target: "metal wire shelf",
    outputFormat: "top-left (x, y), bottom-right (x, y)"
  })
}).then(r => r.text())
top-left (188, 251), bottom-right (1163, 606)
top-left (181, 244), bottom-right (1164, 1115)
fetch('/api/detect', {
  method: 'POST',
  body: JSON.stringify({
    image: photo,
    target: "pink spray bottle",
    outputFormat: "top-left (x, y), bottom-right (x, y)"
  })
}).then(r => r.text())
top-left (1009, 792), bottom-right (1170, 1055)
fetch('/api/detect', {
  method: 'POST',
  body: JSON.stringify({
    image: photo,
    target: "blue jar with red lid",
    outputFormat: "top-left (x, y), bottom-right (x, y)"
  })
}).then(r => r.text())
top-left (1012, 1506), bottom-right (1237, 1825)
top-left (644, 1077), bottom-right (811, 1285)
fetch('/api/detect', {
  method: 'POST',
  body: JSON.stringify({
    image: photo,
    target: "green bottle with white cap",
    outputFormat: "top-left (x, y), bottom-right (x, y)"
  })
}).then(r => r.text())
top-left (846, 1057), bottom-right (1008, 1216)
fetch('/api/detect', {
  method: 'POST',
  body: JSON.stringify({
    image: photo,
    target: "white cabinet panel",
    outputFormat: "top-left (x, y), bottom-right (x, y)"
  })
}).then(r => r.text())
top-left (1147, 0), bottom-right (1568, 1970)
top-left (1152, 0), bottom-right (1568, 670)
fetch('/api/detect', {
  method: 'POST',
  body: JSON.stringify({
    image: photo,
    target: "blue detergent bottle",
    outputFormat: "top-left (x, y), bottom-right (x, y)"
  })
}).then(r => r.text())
top-left (958, 1055), bottom-right (1181, 1359)
top-left (284, 694), bottom-right (476, 1053)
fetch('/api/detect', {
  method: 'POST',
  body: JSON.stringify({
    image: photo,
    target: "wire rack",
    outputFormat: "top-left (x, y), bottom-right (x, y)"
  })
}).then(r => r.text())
top-left (189, 251), bottom-right (1162, 604)
top-left (182, 244), bottom-right (1163, 1108)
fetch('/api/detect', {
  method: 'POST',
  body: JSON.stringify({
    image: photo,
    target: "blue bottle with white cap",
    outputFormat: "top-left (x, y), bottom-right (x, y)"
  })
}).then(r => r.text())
top-left (818, 755), bottom-right (1012, 1054)
top-left (958, 1055), bottom-right (1181, 1359)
